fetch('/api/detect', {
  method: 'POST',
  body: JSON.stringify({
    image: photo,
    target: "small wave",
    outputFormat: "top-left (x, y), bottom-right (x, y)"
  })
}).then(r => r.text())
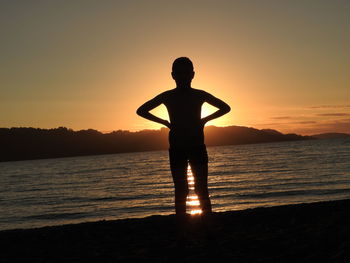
top-left (55, 166), bottom-right (130, 176)
top-left (24, 212), bottom-right (89, 220)
top-left (239, 188), bottom-right (350, 199)
top-left (87, 193), bottom-right (170, 202)
top-left (111, 204), bottom-right (173, 212)
top-left (212, 188), bottom-right (350, 200)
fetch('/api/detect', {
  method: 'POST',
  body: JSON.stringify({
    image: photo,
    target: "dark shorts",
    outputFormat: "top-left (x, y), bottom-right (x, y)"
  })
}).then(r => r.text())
top-left (169, 144), bottom-right (208, 167)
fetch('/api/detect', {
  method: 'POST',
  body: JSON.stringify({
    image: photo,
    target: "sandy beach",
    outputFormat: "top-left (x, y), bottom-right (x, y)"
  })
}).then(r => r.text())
top-left (1, 199), bottom-right (350, 262)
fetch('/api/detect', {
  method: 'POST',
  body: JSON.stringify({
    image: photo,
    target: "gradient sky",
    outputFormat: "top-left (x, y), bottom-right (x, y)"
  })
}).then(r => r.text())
top-left (1, 0), bottom-right (349, 135)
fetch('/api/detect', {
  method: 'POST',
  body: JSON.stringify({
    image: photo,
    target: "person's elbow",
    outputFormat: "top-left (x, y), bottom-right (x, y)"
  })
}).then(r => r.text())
top-left (223, 104), bottom-right (231, 114)
top-left (136, 106), bottom-right (144, 117)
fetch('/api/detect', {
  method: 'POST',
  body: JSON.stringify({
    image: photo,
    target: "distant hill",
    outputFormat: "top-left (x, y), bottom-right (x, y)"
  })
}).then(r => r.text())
top-left (0, 126), bottom-right (311, 162)
top-left (311, 133), bottom-right (350, 139)
top-left (261, 129), bottom-right (284, 135)
top-left (205, 126), bottom-right (309, 146)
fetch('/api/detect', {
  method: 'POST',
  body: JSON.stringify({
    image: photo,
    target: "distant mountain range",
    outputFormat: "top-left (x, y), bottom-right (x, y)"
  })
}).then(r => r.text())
top-left (0, 126), bottom-right (349, 162)
top-left (310, 133), bottom-right (350, 139)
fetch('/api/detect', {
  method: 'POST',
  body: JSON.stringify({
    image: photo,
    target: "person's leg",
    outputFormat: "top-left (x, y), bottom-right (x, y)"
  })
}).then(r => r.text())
top-left (189, 145), bottom-right (212, 214)
top-left (190, 162), bottom-right (212, 214)
top-left (169, 148), bottom-right (189, 216)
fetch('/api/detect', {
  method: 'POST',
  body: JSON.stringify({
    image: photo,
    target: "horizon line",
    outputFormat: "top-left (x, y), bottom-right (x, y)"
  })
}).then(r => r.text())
top-left (1, 125), bottom-right (349, 137)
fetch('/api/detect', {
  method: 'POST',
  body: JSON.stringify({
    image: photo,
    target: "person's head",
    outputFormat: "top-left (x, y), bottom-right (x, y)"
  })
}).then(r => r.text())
top-left (171, 57), bottom-right (195, 88)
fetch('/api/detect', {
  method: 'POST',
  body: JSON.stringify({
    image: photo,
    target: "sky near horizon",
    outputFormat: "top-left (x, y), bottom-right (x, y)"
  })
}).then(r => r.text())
top-left (1, 0), bottom-right (349, 135)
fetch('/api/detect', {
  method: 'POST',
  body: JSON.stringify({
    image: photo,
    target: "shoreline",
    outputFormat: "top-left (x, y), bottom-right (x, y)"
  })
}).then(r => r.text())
top-left (1, 199), bottom-right (350, 262)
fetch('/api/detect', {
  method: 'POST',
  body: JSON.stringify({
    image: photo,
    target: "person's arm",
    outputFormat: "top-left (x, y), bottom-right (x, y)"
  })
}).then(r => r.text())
top-left (136, 93), bottom-right (171, 128)
top-left (201, 92), bottom-right (231, 125)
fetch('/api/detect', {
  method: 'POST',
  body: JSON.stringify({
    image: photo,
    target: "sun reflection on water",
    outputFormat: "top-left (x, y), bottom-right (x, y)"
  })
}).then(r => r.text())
top-left (186, 166), bottom-right (202, 215)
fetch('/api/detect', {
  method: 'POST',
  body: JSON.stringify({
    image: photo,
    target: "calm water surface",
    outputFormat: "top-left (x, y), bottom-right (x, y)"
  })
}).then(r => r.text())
top-left (0, 138), bottom-right (349, 230)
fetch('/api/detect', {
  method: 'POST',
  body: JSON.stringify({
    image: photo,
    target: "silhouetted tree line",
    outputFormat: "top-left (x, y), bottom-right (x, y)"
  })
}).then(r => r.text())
top-left (0, 126), bottom-right (311, 162)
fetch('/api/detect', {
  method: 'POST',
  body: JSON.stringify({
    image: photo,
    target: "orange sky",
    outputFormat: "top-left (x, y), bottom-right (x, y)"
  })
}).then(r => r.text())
top-left (1, 1), bottom-right (349, 135)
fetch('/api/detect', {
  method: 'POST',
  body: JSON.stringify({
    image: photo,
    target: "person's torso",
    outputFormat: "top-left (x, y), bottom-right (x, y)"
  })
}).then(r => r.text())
top-left (163, 88), bottom-right (205, 148)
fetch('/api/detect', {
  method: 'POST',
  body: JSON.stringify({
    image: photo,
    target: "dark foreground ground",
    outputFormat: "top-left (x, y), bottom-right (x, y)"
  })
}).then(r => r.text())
top-left (1, 199), bottom-right (350, 262)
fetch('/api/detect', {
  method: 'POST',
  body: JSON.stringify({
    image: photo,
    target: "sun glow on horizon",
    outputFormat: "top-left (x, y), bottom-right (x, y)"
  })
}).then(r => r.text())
top-left (1, 2), bottom-right (349, 135)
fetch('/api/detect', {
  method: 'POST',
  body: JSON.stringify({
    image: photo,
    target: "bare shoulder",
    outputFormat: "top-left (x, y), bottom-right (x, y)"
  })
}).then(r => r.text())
top-left (152, 89), bottom-right (173, 99)
top-left (191, 88), bottom-right (212, 98)
top-left (158, 89), bottom-right (176, 99)
top-left (163, 88), bottom-right (176, 95)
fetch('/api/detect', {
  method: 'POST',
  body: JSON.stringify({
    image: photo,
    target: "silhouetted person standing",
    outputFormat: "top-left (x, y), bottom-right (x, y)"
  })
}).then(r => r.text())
top-left (137, 57), bottom-right (230, 217)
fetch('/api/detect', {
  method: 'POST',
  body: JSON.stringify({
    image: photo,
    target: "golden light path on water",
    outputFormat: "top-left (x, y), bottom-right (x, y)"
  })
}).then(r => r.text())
top-left (186, 166), bottom-right (202, 215)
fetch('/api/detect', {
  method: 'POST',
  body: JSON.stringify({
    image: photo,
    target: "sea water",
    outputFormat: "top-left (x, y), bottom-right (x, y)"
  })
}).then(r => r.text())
top-left (0, 138), bottom-right (349, 230)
